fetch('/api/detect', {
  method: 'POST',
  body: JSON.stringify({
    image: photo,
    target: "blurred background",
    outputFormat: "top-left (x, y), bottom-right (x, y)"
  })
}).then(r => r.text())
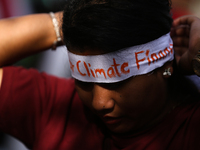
top-left (0, 0), bottom-right (199, 149)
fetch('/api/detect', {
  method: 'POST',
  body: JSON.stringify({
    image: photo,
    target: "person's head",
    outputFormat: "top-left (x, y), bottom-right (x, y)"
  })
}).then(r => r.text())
top-left (62, 0), bottom-right (174, 134)
top-left (62, 0), bottom-right (172, 53)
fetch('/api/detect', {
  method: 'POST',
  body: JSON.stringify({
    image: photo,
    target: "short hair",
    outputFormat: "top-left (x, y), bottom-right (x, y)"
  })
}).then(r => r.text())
top-left (62, 0), bottom-right (173, 52)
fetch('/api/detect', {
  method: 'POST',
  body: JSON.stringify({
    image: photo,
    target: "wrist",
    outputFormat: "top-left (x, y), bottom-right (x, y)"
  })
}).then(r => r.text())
top-left (49, 12), bottom-right (63, 50)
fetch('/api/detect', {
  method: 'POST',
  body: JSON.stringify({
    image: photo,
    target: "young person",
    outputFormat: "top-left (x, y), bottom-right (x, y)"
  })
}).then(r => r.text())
top-left (0, 0), bottom-right (200, 149)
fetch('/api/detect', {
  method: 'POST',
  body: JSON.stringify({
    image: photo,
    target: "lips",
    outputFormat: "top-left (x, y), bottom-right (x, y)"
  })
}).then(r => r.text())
top-left (102, 116), bottom-right (123, 125)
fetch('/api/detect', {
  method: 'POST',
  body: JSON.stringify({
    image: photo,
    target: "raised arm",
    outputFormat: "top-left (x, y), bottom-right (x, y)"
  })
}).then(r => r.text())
top-left (0, 12), bottom-right (63, 89)
top-left (0, 12), bottom-right (63, 66)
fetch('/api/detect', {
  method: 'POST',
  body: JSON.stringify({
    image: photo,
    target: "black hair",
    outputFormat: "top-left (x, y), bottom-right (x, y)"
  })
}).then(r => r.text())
top-left (62, 0), bottom-right (173, 52)
top-left (62, 0), bottom-right (200, 106)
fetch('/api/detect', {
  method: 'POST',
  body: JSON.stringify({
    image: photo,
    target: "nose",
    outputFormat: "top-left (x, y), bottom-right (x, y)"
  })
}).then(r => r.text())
top-left (92, 84), bottom-right (115, 112)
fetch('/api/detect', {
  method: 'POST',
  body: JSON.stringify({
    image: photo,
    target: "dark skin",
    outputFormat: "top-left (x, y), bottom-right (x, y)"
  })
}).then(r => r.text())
top-left (72, 15), bottom-right (200, 134)
top-left (171, 15), bottom-right (200, 75)
top-left (0, 14), bottom-right (199, 135)
top-left (71, 48), bottom-right (176, 134)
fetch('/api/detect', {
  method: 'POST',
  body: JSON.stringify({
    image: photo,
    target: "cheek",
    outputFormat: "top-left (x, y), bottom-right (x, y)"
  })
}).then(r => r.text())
top-left (117, 91), bottom-right (146, 117)
top-left (118, 79), bottom-right (166, 119)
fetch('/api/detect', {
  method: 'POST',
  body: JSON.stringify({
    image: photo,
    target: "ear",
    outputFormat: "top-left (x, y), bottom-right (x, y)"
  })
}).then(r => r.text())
top-left (161, 61), bottom-right (173, 79)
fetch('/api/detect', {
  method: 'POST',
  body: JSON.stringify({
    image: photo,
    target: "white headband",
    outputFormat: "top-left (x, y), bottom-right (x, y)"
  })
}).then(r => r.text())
top-left (68, 33), bottom-right (174, 83)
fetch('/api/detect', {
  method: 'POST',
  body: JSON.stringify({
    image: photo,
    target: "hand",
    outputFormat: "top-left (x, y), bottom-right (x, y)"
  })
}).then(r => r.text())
top-left (171, 15), bottom-right (200, 75)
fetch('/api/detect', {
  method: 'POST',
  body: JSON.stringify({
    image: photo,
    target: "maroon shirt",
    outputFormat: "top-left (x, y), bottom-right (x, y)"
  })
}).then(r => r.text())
top-left (0, 67), bottom-right (200, 150)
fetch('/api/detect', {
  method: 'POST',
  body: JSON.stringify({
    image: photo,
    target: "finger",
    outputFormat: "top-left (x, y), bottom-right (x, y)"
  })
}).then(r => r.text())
top-left (173, 47), bottom-right (188, 56)
top-left (170, 25), bottom-right (190, 37)
top-left (172, 36), bottom-right (189, 47)
top-left (172, 15), bottom-right (199, 27)
top-left (173, 16), bottom-right (200, 44)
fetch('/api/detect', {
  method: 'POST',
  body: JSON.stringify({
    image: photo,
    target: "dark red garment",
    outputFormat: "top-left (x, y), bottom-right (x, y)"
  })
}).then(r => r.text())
top-left (0, 67), bottom-right (200, 150)
top-left (0, 0), bottom-right (11, 18)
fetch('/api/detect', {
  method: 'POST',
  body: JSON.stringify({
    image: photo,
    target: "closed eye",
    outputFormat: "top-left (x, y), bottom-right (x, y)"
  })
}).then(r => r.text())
top-left (75, 79), bottom-right (94, 91)
top-left (75, 77), bottom-right (132, 91)
top-left (96, 77), bottom-right (131, 90)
